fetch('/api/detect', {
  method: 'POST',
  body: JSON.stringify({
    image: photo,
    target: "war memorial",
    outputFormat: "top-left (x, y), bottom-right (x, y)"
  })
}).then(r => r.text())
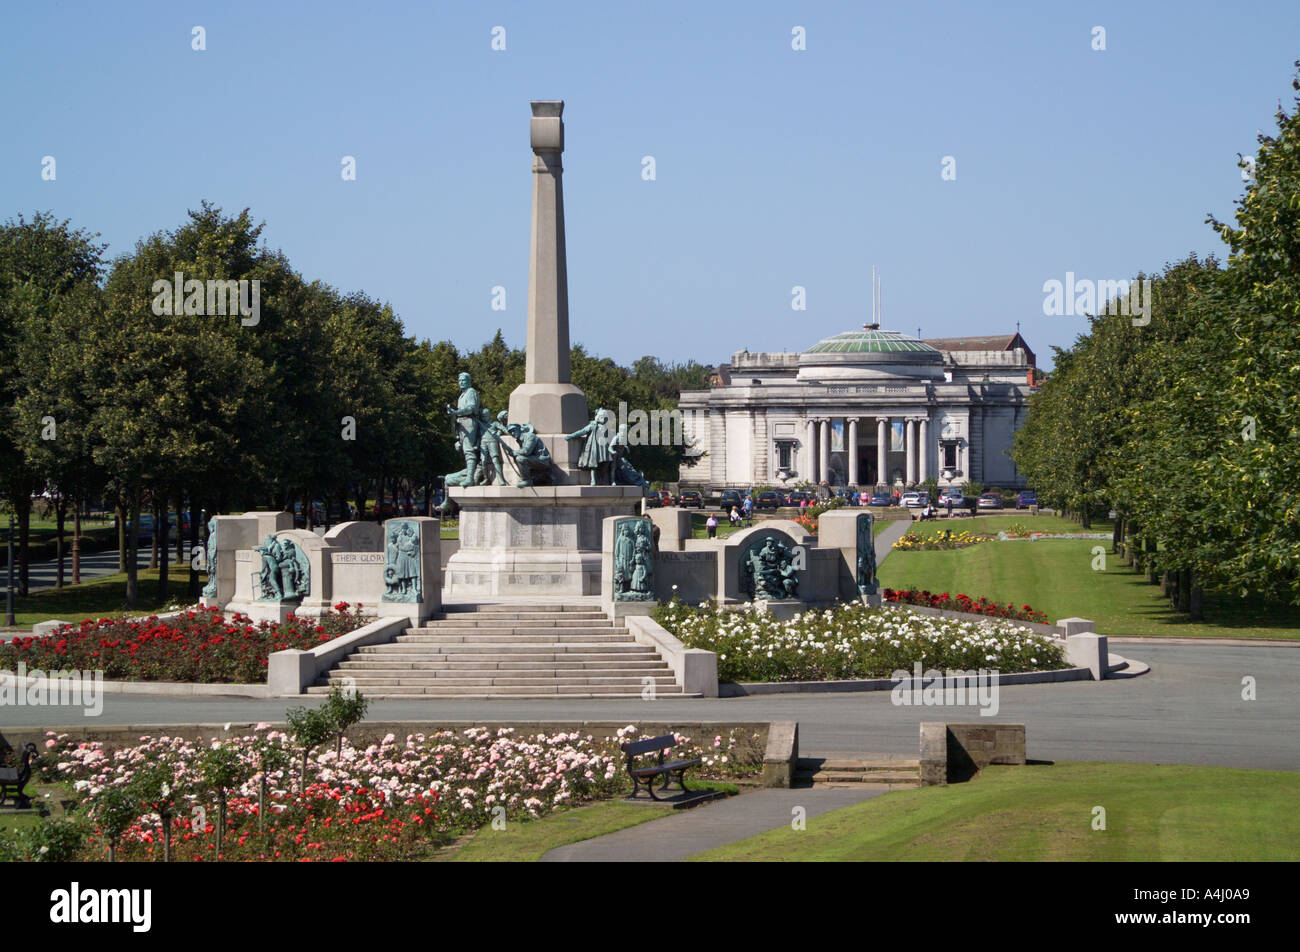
top-left (183, 102), bottom-right (912, 703)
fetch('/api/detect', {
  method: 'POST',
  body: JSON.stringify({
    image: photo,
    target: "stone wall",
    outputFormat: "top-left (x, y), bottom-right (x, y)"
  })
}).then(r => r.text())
top-left (919, 721), bottom-right (1026, 785)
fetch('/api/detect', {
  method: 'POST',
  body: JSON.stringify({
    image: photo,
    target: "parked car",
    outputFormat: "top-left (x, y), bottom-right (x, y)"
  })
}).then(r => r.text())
top-left (719, 489), bottom-right (743, 511)
top-left (655, 490), bottom-right (673, 507)
top-left (678, 489), bottom-right (704, 509)
top-left (643, 492), bottom-right (662, 509)
top-left (833, 487), bottom-right (860, 506)
top-left (121, 513), bottom-right (177, 543)
top-left (784, 490), bottom-right (812, 506)
top-left (900, 491), bottom-right (930, 509)
top-left (977, 492), bottom-right (1004, 510)
top-left (868, 491), bottom-right (893, 507)
top-left (1016, 490), bottom-right (1038, 509)
top-left (755, 490), bottom-right (782, 510)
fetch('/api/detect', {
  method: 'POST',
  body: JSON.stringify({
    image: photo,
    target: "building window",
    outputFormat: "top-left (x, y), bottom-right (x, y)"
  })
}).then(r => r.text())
top-left (775, 440), bottom-right (794, 470)
top-left (942, 441), bottom-right (958, 470)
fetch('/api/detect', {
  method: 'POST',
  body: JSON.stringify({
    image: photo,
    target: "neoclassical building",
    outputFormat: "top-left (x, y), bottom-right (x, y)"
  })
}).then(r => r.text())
top-left (678, 325), bottom-right (1040, 490)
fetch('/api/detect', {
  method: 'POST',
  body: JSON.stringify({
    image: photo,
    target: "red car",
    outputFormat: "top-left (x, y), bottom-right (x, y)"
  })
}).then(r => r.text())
top-left (657, 490), bottom-right (673, 507)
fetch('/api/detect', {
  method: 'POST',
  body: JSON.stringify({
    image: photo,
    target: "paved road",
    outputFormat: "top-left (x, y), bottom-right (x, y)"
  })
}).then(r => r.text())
top-left (542, 788), bottom-right (886, 862)
top-left (2, 548), bottom-right (191, 595)
top-left (5, 643), bottom-right (1297, 771)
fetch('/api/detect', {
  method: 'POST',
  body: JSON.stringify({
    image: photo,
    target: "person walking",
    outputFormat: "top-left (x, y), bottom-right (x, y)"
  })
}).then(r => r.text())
top-left (706, 513), bottom-right (718, 538)
top-left (945, 496), bottom-right (953, 518)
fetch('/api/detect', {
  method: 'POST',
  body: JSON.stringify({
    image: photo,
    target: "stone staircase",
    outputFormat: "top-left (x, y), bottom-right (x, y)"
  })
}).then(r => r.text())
top-left (793, 757), bottom-right (922, 789)
top-left (309, 603), bottom-right (692, 699)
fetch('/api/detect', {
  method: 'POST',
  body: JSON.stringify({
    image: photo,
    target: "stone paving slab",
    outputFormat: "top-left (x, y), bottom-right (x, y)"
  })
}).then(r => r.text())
top-left (541, 787), bottom-right (888, 862)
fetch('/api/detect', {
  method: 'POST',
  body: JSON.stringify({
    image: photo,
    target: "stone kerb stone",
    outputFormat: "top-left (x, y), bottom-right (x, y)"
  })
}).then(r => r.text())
top-left (1065, 632), bottom-right (1110, 680)
top-left (204, 511), bottom-right (291, 610)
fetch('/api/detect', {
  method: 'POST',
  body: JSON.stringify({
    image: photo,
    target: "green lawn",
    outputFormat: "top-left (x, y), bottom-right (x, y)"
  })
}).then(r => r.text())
top-left (900, 513), bottom-right (1112, 538)
top-left (4, 568), bottom-right (190, 627)
top-left (689, 513), bottom-right (748, 538)
top-left (691, 763), bottom-right (1300, 861)
top-left (438, 801), bottom-right (666, 862)
top-left (879, 533), bottom-right (1299, 639)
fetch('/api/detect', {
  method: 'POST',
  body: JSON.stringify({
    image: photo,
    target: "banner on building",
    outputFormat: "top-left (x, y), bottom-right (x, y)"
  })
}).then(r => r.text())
top-left (830, 419), bottom-right (844, 452)
top-left (891, 419), bottom-right (905, 452)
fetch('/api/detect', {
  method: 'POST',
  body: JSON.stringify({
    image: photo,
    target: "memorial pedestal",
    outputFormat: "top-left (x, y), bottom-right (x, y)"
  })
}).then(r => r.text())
top-left (445, 484), bottom-right (642, 597)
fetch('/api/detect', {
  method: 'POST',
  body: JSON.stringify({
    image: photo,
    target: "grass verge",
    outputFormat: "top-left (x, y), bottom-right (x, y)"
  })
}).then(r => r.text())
top-left (879, 536), bottom-right (1298, 639)
top-left (690, 762), bottom-right (1300, 861)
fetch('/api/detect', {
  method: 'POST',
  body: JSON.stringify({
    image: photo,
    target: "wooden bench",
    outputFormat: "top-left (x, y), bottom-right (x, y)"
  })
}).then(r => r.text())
top-left (0, 743), bottom-right (38, 810)
top-left (621, 734), bottom-right (702, 801)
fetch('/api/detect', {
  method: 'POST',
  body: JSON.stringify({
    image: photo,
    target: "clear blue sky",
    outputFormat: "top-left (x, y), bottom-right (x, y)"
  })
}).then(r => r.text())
top-left (3, 1), bottom-right (1296, 370)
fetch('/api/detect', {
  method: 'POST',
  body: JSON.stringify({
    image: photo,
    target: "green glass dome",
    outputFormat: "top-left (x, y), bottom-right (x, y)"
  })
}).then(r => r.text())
top-left (804, 326), bottom-right (938, 355)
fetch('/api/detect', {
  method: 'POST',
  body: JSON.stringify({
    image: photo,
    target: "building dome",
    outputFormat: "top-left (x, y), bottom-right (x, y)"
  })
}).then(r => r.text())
top-left (797, 324), bottom-right (943, 382)
top-left (804, 326), bottom-right (939, 355)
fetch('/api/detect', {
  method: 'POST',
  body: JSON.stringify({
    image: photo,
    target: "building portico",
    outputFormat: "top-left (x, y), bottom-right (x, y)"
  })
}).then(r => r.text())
top-left (678, 326), bottom-right (1037, 491)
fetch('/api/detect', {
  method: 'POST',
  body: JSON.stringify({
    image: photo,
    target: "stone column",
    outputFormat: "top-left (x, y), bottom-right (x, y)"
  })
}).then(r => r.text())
top-left (918, 417), bottom-right (929, 484)
top-left (847, 418), bottom-right (859, 486)
top-left (752, 409), bottom-right (769, 483)
top-left (905, 419), bottom-right (916, 485)
top-left (508, 100), bottom-right (589, 479)
top-left (819, 419), bottom-right (830, 485)
top-left (710, 410), bottom-right (727, 486)
top-left (806, 418), bottom-right (817, 482)
top-left (877, 417), bottom-right (888, 487)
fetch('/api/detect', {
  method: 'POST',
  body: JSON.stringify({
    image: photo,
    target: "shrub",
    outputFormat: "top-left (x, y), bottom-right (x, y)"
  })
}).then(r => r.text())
top-left (655, 597), bottom-right (1064, 682)
top-left (0, 604), bottom-right (370, 683)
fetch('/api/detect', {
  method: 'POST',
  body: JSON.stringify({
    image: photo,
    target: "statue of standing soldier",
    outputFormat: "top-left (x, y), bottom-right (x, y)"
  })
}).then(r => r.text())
top-left (444, 372), bottom-right (482, 487)
top-left (476, 407), bottom-right (508, 486)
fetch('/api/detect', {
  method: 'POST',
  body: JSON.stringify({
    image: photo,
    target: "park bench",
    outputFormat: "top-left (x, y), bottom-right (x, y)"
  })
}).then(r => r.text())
top-left (621, 734), bottom-right (702, 801)
top-left (0, 743), bottom-right (38, 809)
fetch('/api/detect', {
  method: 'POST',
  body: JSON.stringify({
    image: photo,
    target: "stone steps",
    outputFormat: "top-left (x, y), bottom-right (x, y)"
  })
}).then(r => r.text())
top-left (400, 626), bottom-right (622, 637)
top-left (793, 757), bottom-right (922, 788)
top-left (336, 659), bottom-right (671, 671)
top-left (311, 602), bottom-right (684, 699)
top-left (319, 674), bottom-right (679, 687)
top-left (411, 613), bottom-right (614, 624)
top-left (305, 689), bottom-right (692, 699)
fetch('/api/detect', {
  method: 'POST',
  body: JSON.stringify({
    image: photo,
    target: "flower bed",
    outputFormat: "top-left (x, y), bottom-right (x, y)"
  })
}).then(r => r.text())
top-left (891, 529), bottom-right (994, 550)
top-left (883, 588), bottom-right (1049, 624)
top-left (654, 598), bottom-right (1066, 683)
top-left (25, 724), bottom-right (765, 862)
top-left (0, 603), bottom-right (370, 683)
top-left (793, 495), bottom-right (843, 535)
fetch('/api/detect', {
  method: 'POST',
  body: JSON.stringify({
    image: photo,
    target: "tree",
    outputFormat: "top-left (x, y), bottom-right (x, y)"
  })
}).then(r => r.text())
top-left (0, 213), bottom-right (106, 595)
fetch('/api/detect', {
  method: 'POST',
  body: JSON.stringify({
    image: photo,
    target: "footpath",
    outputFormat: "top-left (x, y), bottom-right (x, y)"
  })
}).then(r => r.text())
top-left (541, 787), bottom-right (887, 862)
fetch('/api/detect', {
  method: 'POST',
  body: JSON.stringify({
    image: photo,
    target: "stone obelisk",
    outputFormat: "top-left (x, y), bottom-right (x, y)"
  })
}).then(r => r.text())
top-left (445, 101), bottom-right (641, 599)
top-left (508, 100), bottom-right (588, 480)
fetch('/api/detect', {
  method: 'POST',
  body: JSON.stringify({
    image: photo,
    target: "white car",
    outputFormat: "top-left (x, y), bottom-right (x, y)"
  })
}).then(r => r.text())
top-left (901, 492), bottom-right (930, 508)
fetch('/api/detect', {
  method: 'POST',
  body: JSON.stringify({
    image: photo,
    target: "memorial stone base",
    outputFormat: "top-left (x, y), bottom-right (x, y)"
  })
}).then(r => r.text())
top-left (445, 485), bottom-right (643, 598)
